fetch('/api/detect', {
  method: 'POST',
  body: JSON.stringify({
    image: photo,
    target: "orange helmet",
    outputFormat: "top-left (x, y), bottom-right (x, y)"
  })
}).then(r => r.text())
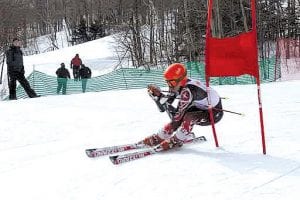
top-left (164, 63), bottom-right (187, 88)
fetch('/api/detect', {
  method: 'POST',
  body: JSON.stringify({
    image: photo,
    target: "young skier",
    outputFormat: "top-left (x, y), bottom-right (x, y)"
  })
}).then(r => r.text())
top-left (141, 63), bottom-right (224, 150)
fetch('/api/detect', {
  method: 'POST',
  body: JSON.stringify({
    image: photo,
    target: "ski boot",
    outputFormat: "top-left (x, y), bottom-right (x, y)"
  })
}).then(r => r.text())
top-left (156, 131), bottom-right (195, 151)
top-left (140, 134), bottom-right (164, 147)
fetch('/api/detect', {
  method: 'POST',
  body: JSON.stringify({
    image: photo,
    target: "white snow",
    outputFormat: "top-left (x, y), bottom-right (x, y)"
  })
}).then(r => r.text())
top-left (0, 34), bottom-right (299, 200)
top-left (23, 35), bottom-right (118, 77)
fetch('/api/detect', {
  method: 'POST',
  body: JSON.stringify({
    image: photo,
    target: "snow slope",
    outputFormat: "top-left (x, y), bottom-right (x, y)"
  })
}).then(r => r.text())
top-left (24, 35), bottom-right (118, 77)
top-left (0, 80), bottom-right (299, 200)
top-left (0, 29), bottom-right (299, 200)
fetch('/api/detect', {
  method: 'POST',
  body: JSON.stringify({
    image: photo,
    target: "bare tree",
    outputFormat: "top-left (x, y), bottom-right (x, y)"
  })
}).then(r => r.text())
top-left (0, 0), bottom-right (299, 67)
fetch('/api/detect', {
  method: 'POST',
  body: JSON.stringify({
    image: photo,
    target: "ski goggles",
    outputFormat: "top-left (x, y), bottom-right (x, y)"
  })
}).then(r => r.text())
top-left (165, 79), bottom-right (179, 88)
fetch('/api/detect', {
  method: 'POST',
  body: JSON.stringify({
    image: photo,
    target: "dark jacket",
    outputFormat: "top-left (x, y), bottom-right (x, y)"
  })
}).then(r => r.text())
top-left (56, 67), bottom-right (71, 78)
top-left (6, 46), bottom-right (24, 74)
top-left (79, 66), bottom-right (92, 79)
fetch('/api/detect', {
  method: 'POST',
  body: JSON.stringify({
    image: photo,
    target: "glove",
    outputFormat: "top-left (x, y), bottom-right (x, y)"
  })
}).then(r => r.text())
top-left (147, 84), bottom-right (162, 97)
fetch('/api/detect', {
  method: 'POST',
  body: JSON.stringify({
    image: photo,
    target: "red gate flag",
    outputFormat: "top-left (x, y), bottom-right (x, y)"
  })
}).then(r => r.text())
top-left (206, 30), bottom-right (259, 78)
top-left (205, 0), bottom-right (259, 79)
top-left (205, 0), bottom-right (266, 154)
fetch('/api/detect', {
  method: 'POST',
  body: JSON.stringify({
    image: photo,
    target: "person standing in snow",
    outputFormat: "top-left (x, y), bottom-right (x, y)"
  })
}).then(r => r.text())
top-left (70, 53), bottom-right (82, 81)
top-left (139, 63), bottom-right (224, 150)
top-left (6, 38), bottom-right (39, 100)
top-left (79, 64), bottom-right (91, 93)
top-left (56, 63), bottom-right (70, 95)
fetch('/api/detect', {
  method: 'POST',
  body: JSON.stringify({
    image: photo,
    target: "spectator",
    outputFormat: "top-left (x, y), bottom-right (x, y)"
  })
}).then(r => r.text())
top-left (70, 54), bottom-right (82, 81)
top-left (79, 64), bottom-right (92, 93)
top-left (6, 38), bottom-right (39, 100)
top-left (56, 63), bottom-right (70, 95)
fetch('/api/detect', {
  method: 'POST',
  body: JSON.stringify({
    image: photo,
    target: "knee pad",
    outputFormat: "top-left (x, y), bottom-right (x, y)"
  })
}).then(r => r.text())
top-left (157, 124), bottom-right (173, 140)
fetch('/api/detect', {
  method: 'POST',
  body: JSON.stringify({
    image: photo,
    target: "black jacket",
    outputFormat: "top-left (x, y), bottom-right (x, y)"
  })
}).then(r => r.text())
top-left (56, 67), bottom-right (71, 78)
top-left (6, 46), bottom-right (24, 74)
top-left (79, 66), bottom-right (92, 79)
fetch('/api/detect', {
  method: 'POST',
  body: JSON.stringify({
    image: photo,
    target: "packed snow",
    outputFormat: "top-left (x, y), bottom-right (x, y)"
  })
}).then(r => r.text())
top-left (0, 35), bottom-right (299, 200)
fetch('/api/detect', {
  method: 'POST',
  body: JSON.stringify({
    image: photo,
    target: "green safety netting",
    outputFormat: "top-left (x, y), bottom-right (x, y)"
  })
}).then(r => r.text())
top-left (8, 57), bottom-right (276, 100)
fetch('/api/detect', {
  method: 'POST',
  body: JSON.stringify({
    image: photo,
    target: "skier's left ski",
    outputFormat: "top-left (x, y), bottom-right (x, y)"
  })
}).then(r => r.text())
top-left (85, 143), bottom-right (146, 158)
top-left (110, 136), bottom-right (207, 165)
top-left (109, 148), bottom-right (158, 165)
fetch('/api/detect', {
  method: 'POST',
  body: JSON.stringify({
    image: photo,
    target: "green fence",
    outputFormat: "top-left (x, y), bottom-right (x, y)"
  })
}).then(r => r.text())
top-left (10, 57), bottom-right (276, 99)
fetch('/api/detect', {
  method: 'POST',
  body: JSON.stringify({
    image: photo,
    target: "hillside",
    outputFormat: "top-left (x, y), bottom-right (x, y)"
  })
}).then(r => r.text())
top-left (0, 80), bottom-right (299, 200)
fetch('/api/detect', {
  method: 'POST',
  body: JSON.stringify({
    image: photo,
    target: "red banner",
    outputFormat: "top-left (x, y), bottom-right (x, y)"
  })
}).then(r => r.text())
top-left (205, 0), bottom-right (259, 79)
top-left (206, 31), bottom-right (259, 77)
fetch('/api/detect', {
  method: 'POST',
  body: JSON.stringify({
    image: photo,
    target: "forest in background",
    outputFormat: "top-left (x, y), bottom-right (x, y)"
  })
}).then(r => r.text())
top-left (0, 0), bottom-right (299, 68)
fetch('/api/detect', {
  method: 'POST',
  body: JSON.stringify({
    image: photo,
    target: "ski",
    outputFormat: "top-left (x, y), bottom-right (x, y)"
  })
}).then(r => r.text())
top-left (85, 143), bottom-right (146, 158)
top-left (109, 136), bottom-right (207, 165)
top-left (109, 148), bottom-right (157, 165)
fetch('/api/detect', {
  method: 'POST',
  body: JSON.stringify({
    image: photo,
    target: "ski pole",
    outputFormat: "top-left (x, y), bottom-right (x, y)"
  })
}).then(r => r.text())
top-left (212, 107), bottom-right (244, 116)
top-left (156, 91), bottom-right (243, 116)
top-left (220, 97), bottom-right (229, 100)
top-left (161, 90), bottom-right (228, 100)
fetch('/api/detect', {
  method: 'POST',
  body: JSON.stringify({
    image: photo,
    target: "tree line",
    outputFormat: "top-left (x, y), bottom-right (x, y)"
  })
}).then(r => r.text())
top-left (0, 0), bottom-right (299, 68)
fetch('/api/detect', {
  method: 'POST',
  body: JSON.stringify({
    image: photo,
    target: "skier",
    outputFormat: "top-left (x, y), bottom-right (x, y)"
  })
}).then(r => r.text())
top-left (140, 63), bottom-right (224, 151)
top-left (70, 54), bottom-right (82, 81)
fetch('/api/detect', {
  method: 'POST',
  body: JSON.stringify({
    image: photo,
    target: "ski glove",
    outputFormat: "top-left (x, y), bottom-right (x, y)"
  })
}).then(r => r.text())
top-left (147, 84), bottom-right (162, 97)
